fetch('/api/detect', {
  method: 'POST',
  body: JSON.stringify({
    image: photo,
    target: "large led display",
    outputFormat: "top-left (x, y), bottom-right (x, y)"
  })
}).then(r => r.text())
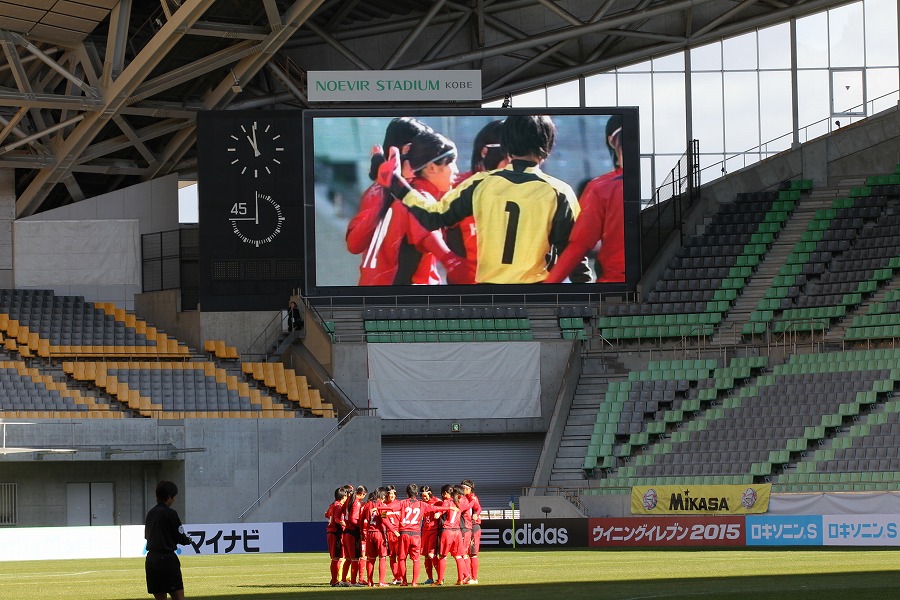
top-left (302, 107), bottom-right (640, 298)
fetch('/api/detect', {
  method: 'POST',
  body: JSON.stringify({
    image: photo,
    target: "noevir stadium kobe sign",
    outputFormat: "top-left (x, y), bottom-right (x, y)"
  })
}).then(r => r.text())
top-left (308, 70), bottom-right (481, 102)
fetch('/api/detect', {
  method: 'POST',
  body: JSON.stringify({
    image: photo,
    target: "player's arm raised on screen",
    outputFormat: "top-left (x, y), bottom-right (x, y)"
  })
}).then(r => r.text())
top-left (377, 146), bottom-right (475, 230)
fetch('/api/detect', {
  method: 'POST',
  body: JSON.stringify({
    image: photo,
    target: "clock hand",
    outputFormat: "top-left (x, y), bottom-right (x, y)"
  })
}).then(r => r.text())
top-left (246, 135), bottom-right (259, 156)
top-left (251, 123), bottom-right (260, 157)
top-left (255, 191), bottom-right (259, 225)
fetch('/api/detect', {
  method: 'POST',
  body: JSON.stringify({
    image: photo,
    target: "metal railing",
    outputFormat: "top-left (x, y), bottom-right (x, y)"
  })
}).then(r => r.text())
top-left (696, 88), bottom-right (900, 184)
top-left (242, 309), bottom-right (290, 362)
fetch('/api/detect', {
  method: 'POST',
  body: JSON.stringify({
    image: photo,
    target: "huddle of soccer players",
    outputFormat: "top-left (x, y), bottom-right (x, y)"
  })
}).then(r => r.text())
top-left (325, 480), bottom-right (482, 587)
top-left (347, 114), bottom-right (625, 286)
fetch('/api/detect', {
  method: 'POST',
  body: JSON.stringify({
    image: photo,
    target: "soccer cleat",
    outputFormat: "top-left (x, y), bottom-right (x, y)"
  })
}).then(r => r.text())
top-left (433, 581), bottom-right (444, 586)
top-left (353, 582), bottom-right (367, 587)
top-left (467, 579), bottom-right (479, 584)
top-left (378, 583), bottom-right (390, 587)
top-left (338, 581), bottom-right (350, 587)
top-left (423, 579), bottom-right (435, 585)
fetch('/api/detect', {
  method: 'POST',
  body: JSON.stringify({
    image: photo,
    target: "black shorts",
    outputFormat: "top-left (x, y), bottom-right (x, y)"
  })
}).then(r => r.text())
top-left (146, 551), bottom-right (184, 594)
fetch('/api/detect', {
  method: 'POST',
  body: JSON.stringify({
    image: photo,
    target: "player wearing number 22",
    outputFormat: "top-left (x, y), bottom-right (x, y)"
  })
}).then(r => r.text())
top-left (393, 483), bottom-right (454, 586)
top-left (379, 115), bottom-right (592, 284)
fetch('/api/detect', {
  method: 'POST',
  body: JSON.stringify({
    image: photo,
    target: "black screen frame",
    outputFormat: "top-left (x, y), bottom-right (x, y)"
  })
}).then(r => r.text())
top-left (301, 106), bottom-right (641, 302)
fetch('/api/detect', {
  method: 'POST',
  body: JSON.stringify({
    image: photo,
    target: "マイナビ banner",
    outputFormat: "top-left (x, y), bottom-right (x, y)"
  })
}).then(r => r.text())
top-left (308, 70), bottom-right (481, 102)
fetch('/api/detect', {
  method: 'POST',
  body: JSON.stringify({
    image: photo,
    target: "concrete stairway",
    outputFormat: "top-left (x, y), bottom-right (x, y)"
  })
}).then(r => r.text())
top-left (548, 353), bottom-right (628, 488)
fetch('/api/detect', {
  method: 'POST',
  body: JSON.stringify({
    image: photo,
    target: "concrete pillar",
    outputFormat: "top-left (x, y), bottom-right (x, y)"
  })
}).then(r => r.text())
top-left (0, 169), bottom-right (14, 287)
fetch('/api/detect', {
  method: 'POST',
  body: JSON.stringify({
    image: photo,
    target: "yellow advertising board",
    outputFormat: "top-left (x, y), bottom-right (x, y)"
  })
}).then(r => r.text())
top-left (631, 484), bottom-right (771, 515)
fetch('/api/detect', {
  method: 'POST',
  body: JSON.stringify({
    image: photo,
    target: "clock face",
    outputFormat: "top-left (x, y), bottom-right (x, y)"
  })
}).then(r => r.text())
top-left (229, 191), bottom-right (285, 246)
top-left (226, 121), bottom-right (285, 178)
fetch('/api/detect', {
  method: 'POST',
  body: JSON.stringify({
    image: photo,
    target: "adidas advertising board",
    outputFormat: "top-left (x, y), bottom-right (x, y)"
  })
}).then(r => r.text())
top-left (479, 519), bottom-right (587, 549)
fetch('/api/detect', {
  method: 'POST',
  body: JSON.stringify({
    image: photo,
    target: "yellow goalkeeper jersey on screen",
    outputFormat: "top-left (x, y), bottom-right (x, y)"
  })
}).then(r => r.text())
top-left (401, 161), bottom-right (581, 284)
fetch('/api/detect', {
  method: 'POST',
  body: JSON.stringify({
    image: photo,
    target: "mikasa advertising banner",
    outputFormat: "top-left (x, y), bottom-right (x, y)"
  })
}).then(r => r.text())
top-left (308, 70), bottom-right (481, 101)
top-left (631, 484), bottom-right (771, 515)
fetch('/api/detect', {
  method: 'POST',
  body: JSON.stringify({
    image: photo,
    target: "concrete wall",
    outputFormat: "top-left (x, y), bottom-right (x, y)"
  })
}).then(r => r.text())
top-left (20, 173), bottom-right (179, 232)
top-left (199, 310), bottom-right (283, 356)
top-left (0, 416), bottom-right (380, 527)
top-left (15, 174), bottom-right (180, 311)
top-left (133, 289), bottom-right (202, 350)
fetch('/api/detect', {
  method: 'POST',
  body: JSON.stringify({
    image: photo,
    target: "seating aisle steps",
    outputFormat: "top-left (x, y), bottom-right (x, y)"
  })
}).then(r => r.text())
top-left (710, 191), bottom-right (836, 345)
top-left (548, 353), bottom-right (628, 489)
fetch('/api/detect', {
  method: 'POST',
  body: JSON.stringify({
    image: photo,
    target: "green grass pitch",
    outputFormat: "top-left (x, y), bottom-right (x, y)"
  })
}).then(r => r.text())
top-left (1, 549), bottom-right (898, 599)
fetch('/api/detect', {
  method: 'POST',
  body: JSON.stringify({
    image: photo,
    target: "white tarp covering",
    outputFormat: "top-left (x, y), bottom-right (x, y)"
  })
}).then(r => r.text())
top-left (14, 219), bottom-right (140, 287)
top-left (769, 491), bottom-right (900, 515)
top-left (367, 342), bottom-right (541, 419)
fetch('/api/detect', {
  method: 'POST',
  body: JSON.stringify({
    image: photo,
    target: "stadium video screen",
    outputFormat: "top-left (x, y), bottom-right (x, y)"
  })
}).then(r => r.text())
top-left (302, 107), bottom-right (640, 298)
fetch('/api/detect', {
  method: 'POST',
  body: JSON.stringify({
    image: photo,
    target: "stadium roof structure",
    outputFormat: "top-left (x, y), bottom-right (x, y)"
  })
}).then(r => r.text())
top-left (0, 0), bottom-right (855, 216)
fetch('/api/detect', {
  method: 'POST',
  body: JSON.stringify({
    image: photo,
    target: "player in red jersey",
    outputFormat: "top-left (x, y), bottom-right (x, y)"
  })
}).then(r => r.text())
top-left (432, 484), bottom-right (471, 585)
top-left (324, 487), bottom-right (349, 586)
top-left (545, 115), bottom-right (625, 284)
top-left (361, 488), bottom-right (390, 587)
top-left (340, 485), bottom-right (367, 586)
top-left (446, 120), bottom-right (509, 284)
top-left (396, 483), bottom-right (431, 586)
top-left (419, 486), bottom-right (440, 584)
top-left (460, 479), bottom-right (483, 584)
top-left (380, 485), bottom-right (403, 584)
top-left (405, 130), bottom-right (474, 284)
top-left (346, 117), bottom-right (431, 260)
top-left (348, 122), bottom-right (467, 286)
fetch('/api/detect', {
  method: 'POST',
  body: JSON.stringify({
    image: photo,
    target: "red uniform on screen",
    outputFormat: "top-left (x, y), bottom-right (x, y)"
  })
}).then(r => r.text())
top-left (345, 184), bottom-right (385, 255)
top-left (354, 193), bottom-right (440, 286)
top-left (445, 170), bottom-right (479, 284)
top-left (546, 169), bottom-right (624, 284)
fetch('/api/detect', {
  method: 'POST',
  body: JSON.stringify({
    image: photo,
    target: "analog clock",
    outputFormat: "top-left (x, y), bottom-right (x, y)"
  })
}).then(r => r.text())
top-left (229, 190), bottom-right (285, 247)
top-left (226, 121), bottom-right (285, 178)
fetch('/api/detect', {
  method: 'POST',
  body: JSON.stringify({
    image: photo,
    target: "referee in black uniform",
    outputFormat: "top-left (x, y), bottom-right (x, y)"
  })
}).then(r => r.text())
top-left (145, 480), bottom-right (192, 600)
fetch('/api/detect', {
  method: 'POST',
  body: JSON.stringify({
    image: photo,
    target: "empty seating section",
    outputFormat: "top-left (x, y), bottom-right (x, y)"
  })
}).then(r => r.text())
top-left (62, 361), bottom-right (296, 419)
top-left (242, 361), bottom-right (334, 417)
top-left (745, 174), bottom-right (900, 337)
top-left (363, 305), bottom-right (532, 342)
top-left (0, 290), bottom-right (331, 420)
top-left (845, 285), bottom-right (900, 341)
top-left (0, 360), bottom-right (119, 418)
top-left (558, 305), bottom-right (591, 340)
top-left (583, 349), bottom-right (899, 491)
top-left (0, 289), bottom-right (189, 359)
top-left (582, 357), bottom-right (769, 475)
top-left (204, 339), bottom-right (239, 360)
top-left (599, 186), bottom-right (801, 341)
